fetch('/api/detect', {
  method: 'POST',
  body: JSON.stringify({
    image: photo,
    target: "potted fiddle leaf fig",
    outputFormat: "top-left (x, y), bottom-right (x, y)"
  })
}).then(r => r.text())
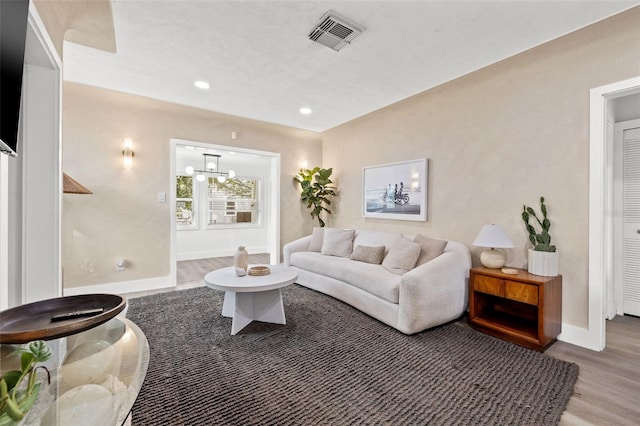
top-left (294, 167), bottom-right (336, 227)
top-left (522, 196), bottom-right (558, 276)
top-left (0, 340), bottom-right (52, 425)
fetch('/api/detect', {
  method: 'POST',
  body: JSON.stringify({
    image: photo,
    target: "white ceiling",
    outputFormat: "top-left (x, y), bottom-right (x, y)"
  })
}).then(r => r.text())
top-left (62, 1), bottom-right (639, 132)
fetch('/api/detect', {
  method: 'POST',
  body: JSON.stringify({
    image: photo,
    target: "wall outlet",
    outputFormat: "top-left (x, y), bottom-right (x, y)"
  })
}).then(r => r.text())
top-left (116, 258), bottom-right (126, 271)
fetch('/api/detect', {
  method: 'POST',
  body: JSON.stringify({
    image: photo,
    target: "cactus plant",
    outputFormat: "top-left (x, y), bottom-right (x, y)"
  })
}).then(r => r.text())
top-left (294, 167), bottom-right (336, 227)
top-left (522, 196), bottom-right (556, 252)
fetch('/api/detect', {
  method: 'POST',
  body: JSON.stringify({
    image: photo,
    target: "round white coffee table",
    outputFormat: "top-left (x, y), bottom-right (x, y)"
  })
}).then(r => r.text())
top-left (204, 265), bottom-right (298, 335)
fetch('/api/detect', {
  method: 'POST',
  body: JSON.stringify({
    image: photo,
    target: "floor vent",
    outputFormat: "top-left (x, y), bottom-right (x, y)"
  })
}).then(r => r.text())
top-left (308, 11), bottom-right (364, 52)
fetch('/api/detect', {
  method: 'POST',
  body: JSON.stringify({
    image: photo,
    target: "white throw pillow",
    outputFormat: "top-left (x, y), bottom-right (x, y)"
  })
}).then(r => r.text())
top-left (308, 227), bottom-right (324, 252)
top-left (381, 237), bottom-right (421, 275)
top-left (321, 228), bottom-right (355, 257)
top-left (413, 234), bottom-right (448, 266)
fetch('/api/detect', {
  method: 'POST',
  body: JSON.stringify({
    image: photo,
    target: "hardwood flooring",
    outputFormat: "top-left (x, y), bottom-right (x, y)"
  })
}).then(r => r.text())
top-left (548, 314), bottom-right (640, 426)
top-left (126, 257), bottom-right (640, 425)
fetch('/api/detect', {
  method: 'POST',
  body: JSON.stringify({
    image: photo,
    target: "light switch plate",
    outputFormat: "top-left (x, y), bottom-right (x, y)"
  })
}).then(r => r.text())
top-left (157, 192), bottom-right (166, 203)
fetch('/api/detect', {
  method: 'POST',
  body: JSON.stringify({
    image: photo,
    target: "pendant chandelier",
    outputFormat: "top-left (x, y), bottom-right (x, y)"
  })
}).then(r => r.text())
top-left (185, 153), bottom-right (236, 183)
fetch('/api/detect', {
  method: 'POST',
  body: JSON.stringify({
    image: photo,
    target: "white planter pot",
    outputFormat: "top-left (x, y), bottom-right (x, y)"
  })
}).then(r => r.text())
top-left (527, 249), bottom-right (558, 277)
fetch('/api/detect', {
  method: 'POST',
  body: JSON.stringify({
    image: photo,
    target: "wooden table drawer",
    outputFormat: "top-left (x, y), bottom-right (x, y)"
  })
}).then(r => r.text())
top-left (474, 275), bottom-right (504, 297)
top-left (505, 281), bottom-right (539, 305)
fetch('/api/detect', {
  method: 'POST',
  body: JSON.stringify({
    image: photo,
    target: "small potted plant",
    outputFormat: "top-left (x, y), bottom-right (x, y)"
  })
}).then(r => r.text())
top-left (522, 196), bottom-right (558, 276)
top-left (294, 167), bottom-right (337, 228)
top-left (0, 340), bottom-right (52, 425)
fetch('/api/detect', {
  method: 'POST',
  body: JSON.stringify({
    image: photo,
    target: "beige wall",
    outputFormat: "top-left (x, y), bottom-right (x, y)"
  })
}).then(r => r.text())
top-left (62, 82), bottom-right (322, 288)
top-left (320, 8), bottom-right (640, 329)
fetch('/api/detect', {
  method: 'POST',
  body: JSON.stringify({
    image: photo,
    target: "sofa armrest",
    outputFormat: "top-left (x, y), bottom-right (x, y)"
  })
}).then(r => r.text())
top-left (283, 235), bottom-right (312, 266)
top-left (397, 251), bottom-right (469, 334)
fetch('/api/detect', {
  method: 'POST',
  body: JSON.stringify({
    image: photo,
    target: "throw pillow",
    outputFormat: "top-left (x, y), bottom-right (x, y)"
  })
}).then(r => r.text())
top-left (321, 228), bottom-right (355, 257)
top-left (308, 227), bottom-right (324, 252)
top-left (381, 237), bottom-right (421, 275)
top-left (413, 234), bottom-right (448, 266)
top-left (350, 245), bottom-right (386, 265)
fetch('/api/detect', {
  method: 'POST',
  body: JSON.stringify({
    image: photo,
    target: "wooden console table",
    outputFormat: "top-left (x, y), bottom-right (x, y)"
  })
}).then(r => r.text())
top-left (468, 267), bottom-right (562, 351)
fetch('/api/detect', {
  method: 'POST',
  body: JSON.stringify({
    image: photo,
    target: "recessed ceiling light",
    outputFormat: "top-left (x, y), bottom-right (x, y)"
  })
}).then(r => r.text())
top-left (194, 81), bottom-right (210, 90)
top-left (299, 107), bottom-right (312, 115)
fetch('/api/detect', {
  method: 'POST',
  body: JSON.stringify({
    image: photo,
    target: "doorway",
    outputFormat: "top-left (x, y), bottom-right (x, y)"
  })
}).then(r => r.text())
top-left (588, 77), bottom-right (640, 351)
top-left (613, 117), bottom-right (640, 317)
top-left (169, 139), bottom-right (281, 287)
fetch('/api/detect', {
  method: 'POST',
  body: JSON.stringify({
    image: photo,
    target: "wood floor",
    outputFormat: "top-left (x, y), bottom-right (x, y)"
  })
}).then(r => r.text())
top-left (127, 257), bottom-right (640, 425)
top-left (548, 314), bottom-right (640, 426)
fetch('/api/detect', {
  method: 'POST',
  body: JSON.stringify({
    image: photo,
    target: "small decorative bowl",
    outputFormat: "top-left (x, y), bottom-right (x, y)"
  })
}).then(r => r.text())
top-left (248, 266), bottom-right (271, 276)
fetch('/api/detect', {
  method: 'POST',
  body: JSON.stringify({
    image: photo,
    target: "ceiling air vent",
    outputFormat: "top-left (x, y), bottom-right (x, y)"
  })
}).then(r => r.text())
top-left (308, 11), bottom-right (364, 52)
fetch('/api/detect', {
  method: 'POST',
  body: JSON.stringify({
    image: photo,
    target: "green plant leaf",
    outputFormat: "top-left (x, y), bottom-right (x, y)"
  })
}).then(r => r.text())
top-left (1, 372), bottom-right (20, 392)
top-left (28, 341), bottom-right (52, 363)
top-left (20, 353), bottom-right (34, 373)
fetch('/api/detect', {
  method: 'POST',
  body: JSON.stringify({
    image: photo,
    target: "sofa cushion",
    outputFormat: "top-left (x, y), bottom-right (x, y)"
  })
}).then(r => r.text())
top-left (382, 237), bottom-right (421, 275)
top-left (321, 228), bottom-right (355, 257)
top-left (290, 252), bottom-right (401, 303)
top-left (350, 245), bottom-right (385, 265)
top-left (308, 227), bottom-right (324, 252)
top-left (413, 234), bottom-right (448, 266)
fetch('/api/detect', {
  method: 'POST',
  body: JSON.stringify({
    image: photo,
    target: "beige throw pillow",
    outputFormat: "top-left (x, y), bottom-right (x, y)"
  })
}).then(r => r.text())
top-left (350, 245), bottom-right (385, 265)
top-left (413, 234), bottom-right (448, 266)
top-left (321, 228), bottom-right (355, 257)
top-left (381, 237), bottom-right (421, 275)
top-left (308, 227), bottom-right (324, 252)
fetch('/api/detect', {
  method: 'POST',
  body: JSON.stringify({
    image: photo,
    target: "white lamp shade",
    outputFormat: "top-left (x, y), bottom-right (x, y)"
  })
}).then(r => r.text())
top-left (473, 224), bottom-right (514, 248)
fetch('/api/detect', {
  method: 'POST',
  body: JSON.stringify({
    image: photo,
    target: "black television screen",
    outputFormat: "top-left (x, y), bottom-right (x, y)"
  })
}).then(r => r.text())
top-left (0, 0), bottom-right (30, 157)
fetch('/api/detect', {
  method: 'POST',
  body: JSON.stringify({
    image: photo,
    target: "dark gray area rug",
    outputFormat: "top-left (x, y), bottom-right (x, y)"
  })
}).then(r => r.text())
top-left (126, 285), bottom-right (578, 425)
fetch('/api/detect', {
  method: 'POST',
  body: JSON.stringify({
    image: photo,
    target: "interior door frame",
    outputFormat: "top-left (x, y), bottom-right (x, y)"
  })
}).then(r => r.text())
top-left (613, 118), bottom-right (640, 317)
top-left (588, 76), bottom-right (640, 351)
top-left (169, 138), bottom-right (281, 287)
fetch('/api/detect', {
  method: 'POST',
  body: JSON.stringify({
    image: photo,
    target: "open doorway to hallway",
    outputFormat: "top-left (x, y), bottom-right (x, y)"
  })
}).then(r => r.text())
top-left (169, 139), bottom-right (280, 288)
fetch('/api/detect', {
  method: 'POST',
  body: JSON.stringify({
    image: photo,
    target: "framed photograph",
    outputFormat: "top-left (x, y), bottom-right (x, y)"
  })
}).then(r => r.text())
top-left (363, 158), bottom-right (428, 221)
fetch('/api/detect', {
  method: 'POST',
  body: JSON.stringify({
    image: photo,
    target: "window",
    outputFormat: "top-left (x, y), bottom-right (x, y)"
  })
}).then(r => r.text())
top-left (176, 175), bottom-right (197, 228)
top-left (207, 177), bottom-right (259, 226)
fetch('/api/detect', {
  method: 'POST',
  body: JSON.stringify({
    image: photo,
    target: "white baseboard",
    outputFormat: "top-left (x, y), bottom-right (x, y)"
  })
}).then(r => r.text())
top-left (63, 275), bottom-right (174, 297)
top-left (558, 322), bottom-right (603, 351)
top-left (177, 247), bottom-right (268, 261)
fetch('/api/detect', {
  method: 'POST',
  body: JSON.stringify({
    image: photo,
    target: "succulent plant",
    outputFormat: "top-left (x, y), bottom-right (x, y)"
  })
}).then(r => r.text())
top-left (294, 167), bottom-right (336, 227)
top-left (522, 196), bottom-right (557, 252)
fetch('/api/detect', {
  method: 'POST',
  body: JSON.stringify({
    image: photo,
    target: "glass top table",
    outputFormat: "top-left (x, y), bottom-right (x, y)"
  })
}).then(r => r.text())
top-left (0, 315), bottom-right (149, 426)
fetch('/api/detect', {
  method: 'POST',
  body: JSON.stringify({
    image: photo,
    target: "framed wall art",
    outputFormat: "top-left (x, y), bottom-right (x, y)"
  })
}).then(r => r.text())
top-left (362, 158), bottom-right (427, 221)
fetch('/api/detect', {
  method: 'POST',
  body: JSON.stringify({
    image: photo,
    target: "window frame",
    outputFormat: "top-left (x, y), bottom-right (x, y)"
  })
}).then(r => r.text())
top-left (176, 174), bottom-right (198, 230)
top-left (205, 176), bottom-right (262, 229)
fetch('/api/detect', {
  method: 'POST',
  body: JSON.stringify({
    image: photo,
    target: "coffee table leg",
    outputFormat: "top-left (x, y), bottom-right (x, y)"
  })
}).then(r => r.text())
top-left (252, 289), bottom-right (286, 325)
top-left (228, 289), bottom-right (286, 335)
top-left (222, 291), bottom-right (235, 318)
top-left (231, 294), bottom-right (254, 335)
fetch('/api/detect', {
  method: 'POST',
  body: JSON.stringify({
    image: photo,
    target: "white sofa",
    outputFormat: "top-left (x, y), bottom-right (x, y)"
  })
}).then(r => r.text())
top-left (283, 228), bottom-right (471, 334)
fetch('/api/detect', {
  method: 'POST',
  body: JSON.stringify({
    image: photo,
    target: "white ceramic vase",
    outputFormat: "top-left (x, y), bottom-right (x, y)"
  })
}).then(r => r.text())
top-left (234, 246), bottom-right (248, 276)
top-left (527, 249), bottom-right (559, 277)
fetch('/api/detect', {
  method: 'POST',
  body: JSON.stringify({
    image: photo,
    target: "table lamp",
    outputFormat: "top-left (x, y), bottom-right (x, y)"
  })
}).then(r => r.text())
top-left (473, 224), bottom-right (514, 268)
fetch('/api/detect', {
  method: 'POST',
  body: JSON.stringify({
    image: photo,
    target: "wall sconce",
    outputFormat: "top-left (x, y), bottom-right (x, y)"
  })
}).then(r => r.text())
top-left (123, 138), bottom-right (135, 169)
